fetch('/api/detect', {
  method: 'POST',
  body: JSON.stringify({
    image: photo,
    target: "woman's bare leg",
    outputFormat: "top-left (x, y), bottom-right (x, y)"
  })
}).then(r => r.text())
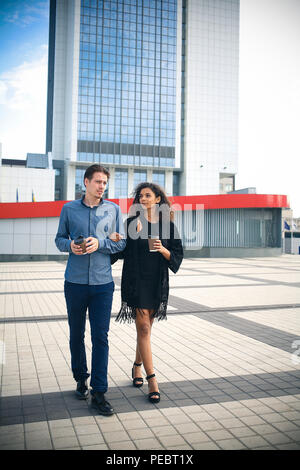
top-left (135, 309), bottom-right (159, 398)
top-left (134, 314), bottom-right (154, 364)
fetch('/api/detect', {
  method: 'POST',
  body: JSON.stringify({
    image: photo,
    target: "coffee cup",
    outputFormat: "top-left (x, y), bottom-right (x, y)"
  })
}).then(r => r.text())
top-left (74, 235), bottom-right (87, 254)
top-left (148, 235), bottom-right (159, 252)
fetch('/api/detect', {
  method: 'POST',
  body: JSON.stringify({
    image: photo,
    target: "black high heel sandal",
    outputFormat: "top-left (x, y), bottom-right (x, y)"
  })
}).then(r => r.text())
top-left (146, 373), bottom-right (160, 404)
top-left (132, 362), bottom-right (144, 388)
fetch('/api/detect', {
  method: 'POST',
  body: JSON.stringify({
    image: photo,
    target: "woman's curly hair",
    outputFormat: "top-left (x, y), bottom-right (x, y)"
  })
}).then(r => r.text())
top-left (130, 182), bottom-right (174, 221)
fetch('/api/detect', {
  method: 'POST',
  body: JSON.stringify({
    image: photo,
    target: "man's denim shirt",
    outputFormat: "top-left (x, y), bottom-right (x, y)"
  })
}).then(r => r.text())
top-left (55, 197), bottom-right (126, 285)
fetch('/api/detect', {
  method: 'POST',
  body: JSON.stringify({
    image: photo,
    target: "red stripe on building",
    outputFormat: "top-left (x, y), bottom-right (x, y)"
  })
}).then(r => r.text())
top-left (0, 194), bottom-right (290, 219)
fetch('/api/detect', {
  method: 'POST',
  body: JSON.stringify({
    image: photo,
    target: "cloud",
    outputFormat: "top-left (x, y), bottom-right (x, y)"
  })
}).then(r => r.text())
top-left (0, 46), bottom-right (48, 110)
top-left (0, 46), bottom-right (48, 157)
top-left (2, 1), bottom-right (49, 27)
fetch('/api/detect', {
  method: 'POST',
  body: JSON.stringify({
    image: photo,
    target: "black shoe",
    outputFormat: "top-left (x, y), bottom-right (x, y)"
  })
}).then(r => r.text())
top-left (75, 379), bottom-right (89, 400)
top-left (146, 373), bottom-right (160, 404)
top-left (91, 391), bottom-right (114, 416)
top-left (132, 361), bottom-right (144, 388)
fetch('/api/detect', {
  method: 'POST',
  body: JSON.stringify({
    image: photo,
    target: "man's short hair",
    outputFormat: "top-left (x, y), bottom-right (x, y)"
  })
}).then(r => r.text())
top-left (84, 164), bottom-right (110, 182)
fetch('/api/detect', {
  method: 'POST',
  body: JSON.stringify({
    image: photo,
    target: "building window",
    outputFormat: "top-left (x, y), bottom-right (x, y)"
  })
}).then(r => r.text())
top-left (219, 174), bottom-right (235, 194)
top-left (173, 172), bottom-right (180, 196)
top-left (152, 171), bottom-right (165, 188)
top-left (75, 168), bottom-right (86, 200)
top-left (55, 189), bottom-right (61, 201)
top-left (133, 170), bottom-right (147, 190)
top-left (115, 169), bottom-right (128, 198)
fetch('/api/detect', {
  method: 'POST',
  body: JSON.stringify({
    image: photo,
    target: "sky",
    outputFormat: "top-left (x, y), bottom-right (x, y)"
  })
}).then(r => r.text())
top-left (0, 0), bottom-right (299, 216)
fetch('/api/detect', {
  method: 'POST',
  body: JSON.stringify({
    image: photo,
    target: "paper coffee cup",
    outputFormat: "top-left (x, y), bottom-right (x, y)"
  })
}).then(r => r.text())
top-left (148, 236), bottom-right (159, 252)
top-left (74, 236), bottom-right (87, 254)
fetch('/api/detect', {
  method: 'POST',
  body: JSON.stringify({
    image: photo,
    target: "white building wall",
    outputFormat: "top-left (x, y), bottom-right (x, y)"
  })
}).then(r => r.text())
top-left (0, 167), bottom-right (55, 203)
top-left (182, 0), bottom-right (239, 195)
top-left (0, 217), bottom-right (61, 255)
top-left (52, 0), bottom-right (80, 164)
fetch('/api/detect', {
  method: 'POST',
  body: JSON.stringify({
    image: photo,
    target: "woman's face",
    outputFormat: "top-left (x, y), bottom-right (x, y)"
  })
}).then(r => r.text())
top-left (139, 187), bottom-right (161, 209)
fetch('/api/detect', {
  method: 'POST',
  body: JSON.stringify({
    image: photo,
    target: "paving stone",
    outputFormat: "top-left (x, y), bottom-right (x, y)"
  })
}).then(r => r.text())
top-left (98, 421), bottom-right (125, 433)
top-left (197, 420), bottom-right (225, 432)
top-left (134, 438), bottom-right (162, 450)
top-left (102, 430), bottom-right (130, 443)
top-left (158, 434), bottom-right (187, 447)
top-left (108, 440), bottom-right (136, 450)
top-left (174, 422), bottom-right (200, 434)
top-left (26, 437), bottom-right (53, 450)
top-left (82, 444), bottom-right (109, 450)
top-left (263, 432), bottom-right (294, 445)
top-left (52, 436), bottom-right (80, 449)
top-left (151, 425), bottom-right (180, 437)
top-left (77, 433), bottom-right (105, 447)
top-left (121, 418), bottom-right (146, 430)
top-left (206, 429), bottom-right (234, 441)
top-left (217, 438), bottom-right (247, 450)
top-left (239, 435), bottom-right (270, 448)
top-left (276, 443), bottom-right (300, 450)
top-left (127, 427), bottom-right (155, 440)
top-left (182, 431), bottom-right (211, 444)
top-left (192, 441), bottom-right (220, 450)
top-left (50, 426), bottom-right (77, 438)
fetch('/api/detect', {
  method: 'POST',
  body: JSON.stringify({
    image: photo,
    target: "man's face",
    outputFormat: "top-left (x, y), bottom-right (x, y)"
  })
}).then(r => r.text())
top-left (84, 172), bottom-right (108, 199)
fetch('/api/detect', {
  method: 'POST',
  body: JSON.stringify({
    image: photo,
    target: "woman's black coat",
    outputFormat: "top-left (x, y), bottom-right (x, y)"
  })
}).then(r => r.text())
top-left (111, 215), bottom-right (183, 322)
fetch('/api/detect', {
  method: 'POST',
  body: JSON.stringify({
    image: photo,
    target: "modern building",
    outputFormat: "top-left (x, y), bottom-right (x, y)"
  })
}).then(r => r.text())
top-left (46, 0), bottom-right (239, 201)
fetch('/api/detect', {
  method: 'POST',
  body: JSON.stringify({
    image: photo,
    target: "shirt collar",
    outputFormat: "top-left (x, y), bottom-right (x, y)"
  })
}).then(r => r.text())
top-left (80, 195), bottom-right (104, 208)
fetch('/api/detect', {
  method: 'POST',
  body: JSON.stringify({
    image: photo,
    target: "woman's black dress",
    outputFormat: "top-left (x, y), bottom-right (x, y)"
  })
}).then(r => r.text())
top-left (137, 220), bottom-right (160, 310)
top-left (111, 214), bottom-right (183, 322)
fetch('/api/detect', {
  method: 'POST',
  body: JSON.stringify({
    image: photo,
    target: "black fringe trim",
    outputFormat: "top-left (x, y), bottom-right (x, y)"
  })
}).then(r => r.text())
top-left (115, 301), bottom-right (168, 324)
top-left (115, 301), bottom-right (135, 324)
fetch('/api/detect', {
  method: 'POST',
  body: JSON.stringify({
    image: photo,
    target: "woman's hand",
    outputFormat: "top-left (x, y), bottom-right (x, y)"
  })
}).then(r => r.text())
top-left (153, 240), bottom-right (171, 261)
top-left (109, 232), bottom-right (123, 242)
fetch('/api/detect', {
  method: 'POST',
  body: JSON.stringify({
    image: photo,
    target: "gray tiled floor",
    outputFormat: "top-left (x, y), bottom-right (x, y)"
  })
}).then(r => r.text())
top-left (0, 255), bottom-right (300, 450)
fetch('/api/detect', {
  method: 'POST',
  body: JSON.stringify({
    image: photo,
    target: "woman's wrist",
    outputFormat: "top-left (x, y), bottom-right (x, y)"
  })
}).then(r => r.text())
top-left (161, 246), bottom-right (170, 260)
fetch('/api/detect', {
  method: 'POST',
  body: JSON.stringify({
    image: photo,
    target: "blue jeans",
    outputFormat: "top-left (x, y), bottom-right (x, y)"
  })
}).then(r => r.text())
top-left (64, 280), bottom-right (114, 393)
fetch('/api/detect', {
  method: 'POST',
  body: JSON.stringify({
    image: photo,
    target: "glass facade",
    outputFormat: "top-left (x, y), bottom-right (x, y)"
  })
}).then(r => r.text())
top-left (75, 168), bottom-right (86, 199)
top-left (115, 169), bottom-right (128, 198)
top-left (152, 170), bottom-right (165, 188)
top-left (133, 169), bottom-right (147, 189)
top-left (77, 0), bottom-right (177, 168)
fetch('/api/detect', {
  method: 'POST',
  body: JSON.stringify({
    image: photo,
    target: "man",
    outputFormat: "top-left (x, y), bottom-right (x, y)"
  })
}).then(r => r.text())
top-left (55, 164), bottom-right (125, 416)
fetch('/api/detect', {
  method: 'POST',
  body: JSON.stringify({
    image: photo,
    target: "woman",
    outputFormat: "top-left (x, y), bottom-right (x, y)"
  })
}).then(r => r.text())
top-left (111, 183), bottom-right (183, 404)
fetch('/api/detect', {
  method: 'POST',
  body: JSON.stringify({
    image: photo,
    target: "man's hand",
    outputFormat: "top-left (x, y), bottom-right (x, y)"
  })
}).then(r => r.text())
top-left (71, 240), bottom-right (84, 255)
top-left (85, 237), bottom-right (99, 254)
top-left (109, 232), bottom-right (123, 242)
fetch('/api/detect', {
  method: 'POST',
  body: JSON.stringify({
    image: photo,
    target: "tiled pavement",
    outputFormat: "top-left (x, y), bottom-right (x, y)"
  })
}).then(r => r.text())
top-left (0, 255), bottom-right (300, 450)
